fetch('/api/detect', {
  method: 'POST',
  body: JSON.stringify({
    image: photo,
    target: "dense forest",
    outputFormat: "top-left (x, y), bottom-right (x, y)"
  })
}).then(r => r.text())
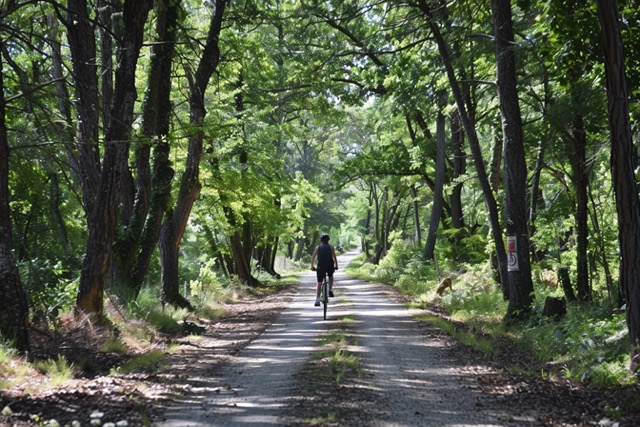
top-left (1, 0), bottom-right (640, 381)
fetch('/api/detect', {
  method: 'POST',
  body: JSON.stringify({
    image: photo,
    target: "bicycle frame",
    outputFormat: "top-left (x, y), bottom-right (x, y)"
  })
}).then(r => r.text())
top-left (322, 272), bottom-right (329, 320)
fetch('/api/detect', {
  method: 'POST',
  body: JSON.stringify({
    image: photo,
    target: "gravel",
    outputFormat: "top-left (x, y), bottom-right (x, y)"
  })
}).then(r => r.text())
top-left (155, 252), bottom-right (537, 426)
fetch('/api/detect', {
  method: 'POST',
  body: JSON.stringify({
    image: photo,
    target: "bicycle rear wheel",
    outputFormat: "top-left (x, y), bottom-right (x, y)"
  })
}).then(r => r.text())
top-left (323, 274), bottom-right (329, 320)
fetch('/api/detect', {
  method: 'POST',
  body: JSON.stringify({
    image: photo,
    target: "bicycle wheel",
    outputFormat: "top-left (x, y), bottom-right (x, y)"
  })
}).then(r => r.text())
top-left (323, 274), bottom-right (329, 320)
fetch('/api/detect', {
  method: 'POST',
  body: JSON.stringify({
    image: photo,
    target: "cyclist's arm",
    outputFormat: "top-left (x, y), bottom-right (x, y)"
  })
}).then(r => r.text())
top-left (331, 245), bottom-right (338, 269)
top-left (310, 246), bottom-right (318, 270)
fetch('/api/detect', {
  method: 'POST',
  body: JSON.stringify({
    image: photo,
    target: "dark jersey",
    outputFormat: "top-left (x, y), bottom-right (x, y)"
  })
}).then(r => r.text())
top-left (315, 243), bottom-right (335, 281)
top-left (316, 243), bottom-right (333, 269)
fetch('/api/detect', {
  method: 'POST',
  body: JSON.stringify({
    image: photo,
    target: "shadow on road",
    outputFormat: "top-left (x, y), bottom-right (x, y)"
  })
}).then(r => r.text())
top-left (155, 251), bottom-right (530, 426)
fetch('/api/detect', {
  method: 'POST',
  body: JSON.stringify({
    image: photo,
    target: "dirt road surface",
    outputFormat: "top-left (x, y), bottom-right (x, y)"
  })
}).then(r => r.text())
top-left (155, 251), bottom-right (541, 426)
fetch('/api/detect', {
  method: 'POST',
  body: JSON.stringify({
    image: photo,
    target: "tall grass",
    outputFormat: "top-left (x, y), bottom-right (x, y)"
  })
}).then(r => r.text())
top-left (34, 355), bottom-right (74, 387)
top-left (0, 344), bottom-right (34, 390)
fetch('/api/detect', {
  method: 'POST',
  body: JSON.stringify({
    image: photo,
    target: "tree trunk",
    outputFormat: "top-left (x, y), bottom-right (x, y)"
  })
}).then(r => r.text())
top-left (160, 0), bottom-right (227, 307)
top-left (98, 0), bottom-right (115, 134)
top-left (363, 187), bottom-right (373, 259)
top-left (158, 224), bottom-right (193, 310)
top-left (76, 0), bottom-right (154, 317)
top-left (413, 112), bottom-right (453, 221)
top-left (257, 238), bottom-right (281, 278)
top-left (558, 266), bottom-right (577, 302)
top-left (569, 110), bottom-right (591, 301)
top-left (410, 185), bottom-right (422, 246)
top-left (488, 132), bottom-right (502, 194)
top-left (529, 61), bottom-right (552, 243)
top-left (492, 0), bottom-right (534, 319)
top-left (596, 0), bottom-right (640, 368)
top-left (65, 0), bottom-right (101, 216)
top-left (0, 36), bottom-right (29, 351)
top-left (529, 140), bottom-right (545, 241)
top-left (588, 185), bottom-right (615, 302)
top-left (424, 108), bottom-right (446, 260)
top-left (449, 111), bottom-right (466, 230)
top-left (417, 0), bottom-right (509, 298)
top-left (117, 0), bottom-right (179, 298)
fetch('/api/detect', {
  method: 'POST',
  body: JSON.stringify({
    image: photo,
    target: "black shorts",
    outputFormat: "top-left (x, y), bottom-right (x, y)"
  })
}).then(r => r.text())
top-left (316, 266), bottom-right (335, 282)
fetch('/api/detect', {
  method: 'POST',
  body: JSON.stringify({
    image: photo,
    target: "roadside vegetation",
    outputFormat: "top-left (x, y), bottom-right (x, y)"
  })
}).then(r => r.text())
top-left (0, 268), bottom-right (300, 393)
top-left (346, 244), bottom-right (636, 391)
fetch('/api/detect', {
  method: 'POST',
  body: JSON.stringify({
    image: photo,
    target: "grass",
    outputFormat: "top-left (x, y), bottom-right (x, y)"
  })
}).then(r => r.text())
top-left (112, 350), bottom-right (165, 375)
top-left (302, 412), bottom-right (337, 424)
top-left (310, 321), bottom-right (362, 385)
top-left (33, 355), bottom-right (74, 387)
top-left (0, 344), bottom-right (36, 390)
top-left (100, 338), bottom-right (128, 354)
top-left (346, 249), bottom-right (637, 389)
top-left (416, 312), bottom-right (499, 359)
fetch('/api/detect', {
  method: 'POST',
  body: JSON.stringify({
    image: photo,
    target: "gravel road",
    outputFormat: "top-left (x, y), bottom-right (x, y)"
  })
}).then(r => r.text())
top-left (155, 251), bottom-right (537, 426)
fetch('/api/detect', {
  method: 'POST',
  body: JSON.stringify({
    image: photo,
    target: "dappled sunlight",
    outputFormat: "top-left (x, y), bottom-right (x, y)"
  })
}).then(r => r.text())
top-left (156, 253), bottom-right (527, 426)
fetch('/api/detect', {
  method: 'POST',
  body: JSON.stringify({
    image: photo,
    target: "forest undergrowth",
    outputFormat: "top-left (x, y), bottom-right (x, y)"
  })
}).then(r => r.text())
top-left (3, 248), bottom-right (640, 424)
top-left (345, 244), bottom-right (638, 391)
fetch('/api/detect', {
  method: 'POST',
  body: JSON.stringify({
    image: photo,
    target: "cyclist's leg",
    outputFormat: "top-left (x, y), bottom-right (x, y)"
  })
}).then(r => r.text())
top-left (315, 267), bottom-right (325, 304)
top-left (328, 270), bottom-right (335, 297)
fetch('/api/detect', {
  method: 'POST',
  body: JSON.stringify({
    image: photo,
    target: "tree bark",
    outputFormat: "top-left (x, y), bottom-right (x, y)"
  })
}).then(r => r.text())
top-left (558, 266), bottom-right (577, 302)
top-left (492, 0), bottom-right (534, 318)
top-left (65, 0), bottom-right (101, 216)
top-left (115, 0), bottom-right (179, 298)
top-left (410, 185), bottom-right (422, 246)
top-left (76, 0), bottom-right (154, 317)
top-left (159, 0), bottom-right (227, 307)
top-left (569, 109), bottom-right (591, 301)
top-left (596, 0), bottom-right (640, 368)
top-left (0, 34), bottom-right (29, 351)
top-left (424, 108), bottom-right (446, 260)
top-left (588, 185), bottom-right (615, 302)
top-left (449, 111), bottom-right (466, 231)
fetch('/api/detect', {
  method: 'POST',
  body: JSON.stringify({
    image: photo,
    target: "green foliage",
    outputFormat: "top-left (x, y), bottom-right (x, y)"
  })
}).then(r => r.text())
top-left (100, 339), bottom-right (129, 354)
top-left (34, 355), bottom-right (74, 387)
top-left (438, 228), bottom-right (488, 264)
top-left (362, 247), bottom-right (634, 388)
top-left (438, 265), bottom-right (507, 321)
top-left (518, 304), bottom-right (633, 387)
top-left (112, 350), bottom-right (165, 375)
top-left (127, 290), bottom-right (185, 334)
top-left (20, 259), bottom-right (78, 325)
top-left (344, 253), bottom-right (378, 282)
top-left (375, 238), bottom-right (423, 284)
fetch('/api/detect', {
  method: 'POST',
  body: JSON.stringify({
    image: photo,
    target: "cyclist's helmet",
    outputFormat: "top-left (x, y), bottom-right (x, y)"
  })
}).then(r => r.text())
top-left (320, 233), bottom-right (330, 243)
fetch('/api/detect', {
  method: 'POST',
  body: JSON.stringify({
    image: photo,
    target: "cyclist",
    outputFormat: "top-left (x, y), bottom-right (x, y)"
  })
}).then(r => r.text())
top-left (310, 233), bottom-right (338, 306)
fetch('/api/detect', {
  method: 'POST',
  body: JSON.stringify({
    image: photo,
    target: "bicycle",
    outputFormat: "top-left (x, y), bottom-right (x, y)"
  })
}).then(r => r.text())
top-left (320, 271), bottom-right (329, 320)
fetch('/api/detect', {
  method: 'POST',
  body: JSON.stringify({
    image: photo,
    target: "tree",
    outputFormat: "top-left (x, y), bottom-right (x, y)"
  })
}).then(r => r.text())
top-left (74, 0), bottom-right (154, 317)
top-left (0, 24), bottom-right (29, 351)
top-left (424, 104), bottom-right (446, 260)
top-left (417, 0), bottom-right (510, 298)
top-left (114, 0), bottom-right (180, 299)
top-left (491, 0), bottom-right (534, 318)
top-left (595, 0), bottom-right (640, 369)
top-left (159, 0), bottom-right (227, 308)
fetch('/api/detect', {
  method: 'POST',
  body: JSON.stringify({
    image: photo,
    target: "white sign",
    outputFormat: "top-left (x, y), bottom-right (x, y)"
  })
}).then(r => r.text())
top-left (506, 235), bottom-right (519, 272)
